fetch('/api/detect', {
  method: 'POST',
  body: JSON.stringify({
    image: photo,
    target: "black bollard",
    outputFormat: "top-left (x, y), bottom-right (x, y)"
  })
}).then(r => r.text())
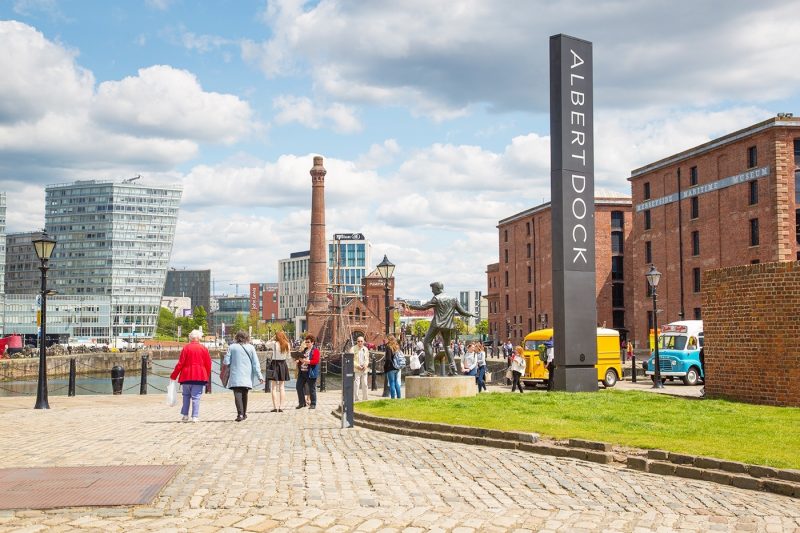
top-left (631, 355), bottom-right (637, 383)
top-left (111, 365), bottom-right (124, 395)
top-left (370, 353), bottom-right (377, 391)
top-left (264, 360), bottom-right (271, 393)
top-left (139, 355), bottom-right (148, 395)
top-left (68, 358), bottom-right (76, 397)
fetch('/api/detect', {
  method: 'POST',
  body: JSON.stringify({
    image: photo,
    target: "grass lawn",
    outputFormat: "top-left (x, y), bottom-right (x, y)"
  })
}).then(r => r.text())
top-left (356, 389), bottom-right (800, 469)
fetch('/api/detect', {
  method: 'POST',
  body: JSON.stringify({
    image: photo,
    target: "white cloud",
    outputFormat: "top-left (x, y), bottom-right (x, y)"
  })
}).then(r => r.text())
top-left (93, 65), bottom-right (256, 143)
top-left (272, 95), bottom-right (362, 133)
top-left (243, 1), bottom-right (800, 119)
top-left (0, 21), bottom-right (259, 183)
top-left (356, 139), bottom-right (401, 170)
top-left (145, 0), bottom-right (174, 11)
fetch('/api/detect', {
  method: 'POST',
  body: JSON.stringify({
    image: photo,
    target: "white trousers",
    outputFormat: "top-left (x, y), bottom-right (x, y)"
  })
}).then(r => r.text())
top-left (354, 372), bottom-right (369, 401)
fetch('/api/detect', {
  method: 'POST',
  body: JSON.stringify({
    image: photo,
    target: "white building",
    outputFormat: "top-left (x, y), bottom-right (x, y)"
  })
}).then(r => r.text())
top-left (458, 290), bottom-right (483, 330)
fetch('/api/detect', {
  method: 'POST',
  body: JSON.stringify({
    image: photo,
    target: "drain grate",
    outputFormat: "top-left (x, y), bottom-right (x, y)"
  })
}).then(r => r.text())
top-left (0, 465), bottom-right (182, 510)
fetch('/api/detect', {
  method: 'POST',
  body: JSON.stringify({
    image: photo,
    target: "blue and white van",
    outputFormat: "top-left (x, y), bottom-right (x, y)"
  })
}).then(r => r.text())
top-left (645, 320), bottom-right (704, 385)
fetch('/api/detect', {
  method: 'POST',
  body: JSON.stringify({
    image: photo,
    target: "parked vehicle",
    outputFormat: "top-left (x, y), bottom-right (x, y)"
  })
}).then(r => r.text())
top-left (521, 327), bottom-right (623, 388)
top-left (645, 320), bottom-right (704, 385)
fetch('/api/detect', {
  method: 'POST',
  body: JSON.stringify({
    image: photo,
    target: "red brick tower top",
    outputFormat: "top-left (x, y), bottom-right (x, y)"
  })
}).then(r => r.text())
top-left (306, 156), bottom-right (329, 339)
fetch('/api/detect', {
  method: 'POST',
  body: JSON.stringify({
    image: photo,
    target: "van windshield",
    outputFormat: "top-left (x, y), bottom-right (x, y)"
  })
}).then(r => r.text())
top-left (524, 340), bottom-right (548, 351)
top-left (659, 335), bottom-right (687, 350)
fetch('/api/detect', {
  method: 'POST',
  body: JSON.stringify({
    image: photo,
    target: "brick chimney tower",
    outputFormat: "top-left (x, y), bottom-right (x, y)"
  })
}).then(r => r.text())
top-left (306, 156), bottom-right (329, 339)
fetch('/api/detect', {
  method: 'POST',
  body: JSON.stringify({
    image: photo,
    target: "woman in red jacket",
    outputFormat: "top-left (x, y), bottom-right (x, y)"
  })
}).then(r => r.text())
top-left (170, 329), bottom-right (212, 422)
top-left (296, 334), bottom-right (320, 409)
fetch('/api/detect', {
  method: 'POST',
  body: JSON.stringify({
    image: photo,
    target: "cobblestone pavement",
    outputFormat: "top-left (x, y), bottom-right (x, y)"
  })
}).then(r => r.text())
top-left (0, 389), bottom-right (798, 532)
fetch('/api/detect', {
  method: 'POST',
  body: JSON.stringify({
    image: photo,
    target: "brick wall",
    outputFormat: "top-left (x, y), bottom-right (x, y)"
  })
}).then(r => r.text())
top-left (702, 261), bottom-right (800, 406)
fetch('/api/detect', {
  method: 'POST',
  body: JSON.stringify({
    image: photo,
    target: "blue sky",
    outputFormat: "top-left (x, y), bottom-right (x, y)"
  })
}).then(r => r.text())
top-left (2, 0), bottom-right (799, 300)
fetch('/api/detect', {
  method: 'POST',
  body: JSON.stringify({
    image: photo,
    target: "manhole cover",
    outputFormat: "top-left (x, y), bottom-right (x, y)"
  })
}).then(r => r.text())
top-left (0, 465), bottom-right (182, 510)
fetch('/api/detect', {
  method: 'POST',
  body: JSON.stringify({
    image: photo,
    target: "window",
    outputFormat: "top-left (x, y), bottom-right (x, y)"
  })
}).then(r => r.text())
top-left (526, 243), bottom-right (531, 258)
top-left (693, 267), bottom-right (701, 293)
top-left (643, 182), bottom-right (651, 200)
top-left (692, 230), bottom-right (700, 256)
top-left (693, 307), bottom-right (702, 320)
top-left (749, 180), bottom-right (758, 205)
top-left (646, 280), bottom-right (652, 298)
top-left (527, 265), bottom-right (532, 283)
top-left (527, 291), bottom-right (532, 308)
top-left (645, 241), bottom-right (652, 263)
top-left (647, 310), bottom-right (654, 332)
top-left (613, 310), bottom-right (625, 330)
top-left (504, 249), bottom-right (509, 263)
top-left (747, 146), bottom-right (757, 168)
top-left (611, 256), bottom-right (624, 280)
top-left (750, 218), bottom-right (759, 246)
top-left (612, 283), bottom-right (624, 308)
top-left (505, 294), bottom-right (509, 311)
top-left (611, 210), bottom-right (624, 229)
top-left (526, 222), bottom-right (531, 235)
top-left (690, 166), bottom-right (698, 186)
top-left (691, 197), bottom-right (699, 219)
top-left (751, 259), bottom-right (760, 264)
top-left (611, 232), bottom-right (624, 253)
top-left (504, 229), bottom-right (508, 242)
top-left (644, 209), bottom-right (651, 230)
top-left (528, 318), bottom-right (533, 331)
top-left (504, 270), bottom-right (509, 287)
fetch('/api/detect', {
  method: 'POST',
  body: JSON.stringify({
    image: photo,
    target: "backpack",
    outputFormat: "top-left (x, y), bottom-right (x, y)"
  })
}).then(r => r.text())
top-left (393, 351), bottom-right (407, 370)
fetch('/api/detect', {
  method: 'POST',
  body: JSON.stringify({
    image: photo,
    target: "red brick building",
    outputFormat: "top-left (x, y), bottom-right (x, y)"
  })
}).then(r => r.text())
top-left (248, 283), bottom-right (279, 321)
top-left (628, 115), bottom-right (800, 348)
top-left (486, 196), bottom-right (633, 346)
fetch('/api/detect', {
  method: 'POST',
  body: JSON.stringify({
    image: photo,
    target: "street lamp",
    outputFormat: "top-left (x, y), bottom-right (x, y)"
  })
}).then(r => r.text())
top-left (646, 264), bottom-right (663, 389)
top-left (376, 254), bottom-right (395, 397)
top-left (32, 232), bottom-right (57, 409)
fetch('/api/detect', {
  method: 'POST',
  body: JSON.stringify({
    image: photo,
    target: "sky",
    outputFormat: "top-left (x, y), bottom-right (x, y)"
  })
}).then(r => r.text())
top-left (2, 1), bottom-right (800, 301)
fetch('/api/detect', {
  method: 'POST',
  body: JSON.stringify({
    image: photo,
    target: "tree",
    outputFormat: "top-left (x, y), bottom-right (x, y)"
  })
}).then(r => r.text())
top-left (412, 319), bottom-right (430, 338)
top-left (155, 307), bottom-right (177, 339)
top-left (476, 319), bottom-right (489, 336)
top-left (232, 313), bottom-right (248, 336)
top-left (453, 317), bottom-right (468, 335)
top-left (192, 306), bottom-right (209, 334)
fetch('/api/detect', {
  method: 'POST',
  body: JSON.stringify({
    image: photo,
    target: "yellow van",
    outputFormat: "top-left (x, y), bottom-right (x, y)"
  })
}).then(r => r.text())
top-left (522, 327), bottom-right (622, 388)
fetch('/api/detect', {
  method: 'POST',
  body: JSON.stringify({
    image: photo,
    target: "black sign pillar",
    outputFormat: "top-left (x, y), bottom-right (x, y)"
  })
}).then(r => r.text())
top-left (549, 34), bottom-right (598, 392)
top-left (341, 351), bottom-right (354, 428)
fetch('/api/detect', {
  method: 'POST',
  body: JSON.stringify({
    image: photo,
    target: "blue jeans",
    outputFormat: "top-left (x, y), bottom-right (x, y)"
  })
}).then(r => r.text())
top-left (387, 369), bottom-right (401, 399)
top-left (181, 383), bottom-right (204, 417)
top-left (476, 366), bottom-right (486, 392)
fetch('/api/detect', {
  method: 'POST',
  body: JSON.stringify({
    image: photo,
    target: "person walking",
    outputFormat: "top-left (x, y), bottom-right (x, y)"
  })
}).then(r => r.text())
top-left (462, 343), bottom-right (477, 378)
top-left (170, 329), bottom-right (212, 422)
top-left (296, 334), bottom-right (320, 409)
top-left (223, 330), bottom-right (264, 422)
top-left (385, 334), bottom-right (403, 399)
top-left (475, 341), bottom-right (487, 392)
top-left (510, 346), bottom-right (526, 393)
top-left (352, 336), bottom-right (370, 401)
top-left (265, 330), bottom-right (292, 412)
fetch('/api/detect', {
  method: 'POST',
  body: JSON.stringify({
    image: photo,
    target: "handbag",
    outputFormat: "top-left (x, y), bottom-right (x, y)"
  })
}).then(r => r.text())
top-left (166, 379), bottom-right (178, 406)
top-left (308, 364), bottom-right (319, 379)
top-left (505, 368), bottom-right (513, 380)
top-left (220, 363), bottom-right (230, 387)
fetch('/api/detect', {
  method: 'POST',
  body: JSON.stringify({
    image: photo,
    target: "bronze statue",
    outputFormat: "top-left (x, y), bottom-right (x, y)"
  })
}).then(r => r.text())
top-left (405, 282), bottom-right (474, 376)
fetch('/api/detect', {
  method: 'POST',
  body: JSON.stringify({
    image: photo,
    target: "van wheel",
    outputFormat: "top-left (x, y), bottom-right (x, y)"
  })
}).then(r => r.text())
top-left (683, 367), bottom-right (700, 386)
top-left (602, 369), bottom-right (618, 388)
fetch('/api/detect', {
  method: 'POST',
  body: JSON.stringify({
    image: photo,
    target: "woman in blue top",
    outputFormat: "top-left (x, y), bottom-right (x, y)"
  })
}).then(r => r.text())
top-left (223, 330), bottom-right (264, 422)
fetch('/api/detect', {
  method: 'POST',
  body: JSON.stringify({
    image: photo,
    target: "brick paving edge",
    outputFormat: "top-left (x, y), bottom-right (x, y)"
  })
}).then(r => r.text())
top-left (337, 408), bottom-right (800, 499)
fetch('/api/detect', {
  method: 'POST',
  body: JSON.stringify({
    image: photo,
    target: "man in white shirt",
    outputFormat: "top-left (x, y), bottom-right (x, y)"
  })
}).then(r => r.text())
top-left (352, 336), bottom-right (370, 401)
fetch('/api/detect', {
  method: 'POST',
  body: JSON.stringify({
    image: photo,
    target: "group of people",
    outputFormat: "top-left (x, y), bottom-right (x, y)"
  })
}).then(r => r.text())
top-left (169, 329), bottom-right (321, 422)
top-left (459, 341), bottom-right (488, 392)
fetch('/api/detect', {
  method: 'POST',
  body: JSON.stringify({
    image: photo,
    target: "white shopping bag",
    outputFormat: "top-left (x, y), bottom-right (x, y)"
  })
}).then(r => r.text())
top-left (166, 379), bottom-right (178, 406)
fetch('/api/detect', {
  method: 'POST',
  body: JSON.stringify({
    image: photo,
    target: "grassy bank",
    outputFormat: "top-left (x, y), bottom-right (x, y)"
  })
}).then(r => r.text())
top-left (356, 390), bottom-right (800, 469)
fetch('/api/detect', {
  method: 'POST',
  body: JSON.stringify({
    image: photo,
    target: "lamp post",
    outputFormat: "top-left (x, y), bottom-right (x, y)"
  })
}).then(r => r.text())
top-left (376, 255), bottom-right (395, 398)
top-left (32, 232), bottom-right (57, 409)
top-left (646, 264), bottom-right (663, 389)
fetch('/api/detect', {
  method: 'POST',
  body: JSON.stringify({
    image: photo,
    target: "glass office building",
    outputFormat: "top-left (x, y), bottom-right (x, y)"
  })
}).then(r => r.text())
top-left (164, 268), bottom-right (211, 313)
top-left (42, 179), bottom-right (182, 341)
top-left (328, 234), bottom-right (371, 297)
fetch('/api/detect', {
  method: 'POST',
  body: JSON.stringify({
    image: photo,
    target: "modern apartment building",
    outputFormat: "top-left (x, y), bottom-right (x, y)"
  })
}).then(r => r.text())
top-left (458, 290), bottom-right (483, 330)
top-left (628, 115), bottom-right (800, 347)
top-left (278, 250), bottom-right (310, 325)
top-left (41, 179), bottom-right (182, 341)
top-left (4, 231), bottom-right (39, 295)
top-left (486, 195), bottom-right (633, 346)
top-left (328, 233), bottom-right (372, 297)
top-left (163, 268), bottom-right (211, 313)
top-left (248, 282), bottom-right (279, 321)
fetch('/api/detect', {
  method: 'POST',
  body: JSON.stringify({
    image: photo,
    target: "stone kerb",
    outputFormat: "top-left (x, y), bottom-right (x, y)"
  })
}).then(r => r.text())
top-left (404, 375), bottom-right (477, 399)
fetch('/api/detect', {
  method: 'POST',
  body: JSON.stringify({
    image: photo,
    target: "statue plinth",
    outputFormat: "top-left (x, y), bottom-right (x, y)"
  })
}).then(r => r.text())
top-left (405, 376), bottom-right (477, 399)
